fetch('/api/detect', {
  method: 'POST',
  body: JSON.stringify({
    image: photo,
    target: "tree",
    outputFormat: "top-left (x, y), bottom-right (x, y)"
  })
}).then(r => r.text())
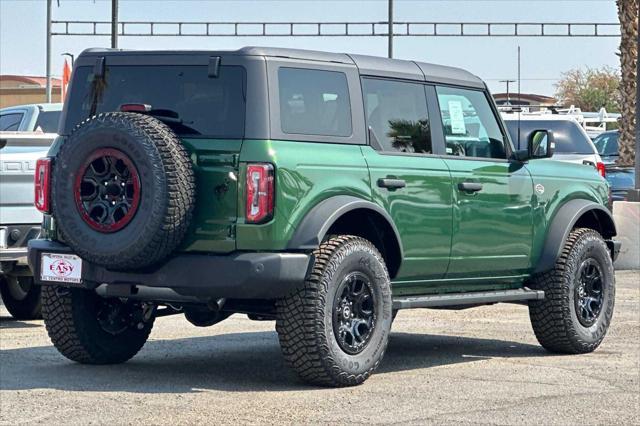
top-left (554, 67), bottom-right (621, 112)
top-left (616, 0), bottom-right (638, 168)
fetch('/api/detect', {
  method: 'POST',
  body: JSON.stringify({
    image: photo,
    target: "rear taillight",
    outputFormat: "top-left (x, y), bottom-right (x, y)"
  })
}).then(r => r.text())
top-left (245, 163), bottom-right (274, 224)
top-left (34, 158), bottom-right (52, 213)
top-left (597, 161), bottom-right (606, 178)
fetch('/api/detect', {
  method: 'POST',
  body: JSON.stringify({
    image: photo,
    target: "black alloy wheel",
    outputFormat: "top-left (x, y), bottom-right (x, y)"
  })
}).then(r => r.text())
top-left (574, 258), bottom-right (604, 327)
top-left (333, 272), bottom-right (377, 355)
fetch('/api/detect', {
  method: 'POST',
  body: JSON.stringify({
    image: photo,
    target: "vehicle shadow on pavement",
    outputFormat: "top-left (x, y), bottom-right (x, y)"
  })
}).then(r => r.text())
top-left (0, 330), bottom-right (547, 393)
top-left (0, 317), bottom-right (42, 329)
top-left (380, 332), bottom-right (547, 374)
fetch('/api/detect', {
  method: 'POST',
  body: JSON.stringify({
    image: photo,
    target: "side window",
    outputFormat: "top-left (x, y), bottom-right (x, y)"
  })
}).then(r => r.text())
top-left (0, 113), bottom-right (24, 131)
top-left (278, 67), bottom-right (352, 137)
top-left (362, 78), bottom-right (432, 154)
top-left (436, 86), bottom-right (507, 159)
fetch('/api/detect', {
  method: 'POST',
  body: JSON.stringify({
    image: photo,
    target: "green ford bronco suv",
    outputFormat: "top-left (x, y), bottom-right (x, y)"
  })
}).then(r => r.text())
top-left (29, 47), bottom-right (620, 387)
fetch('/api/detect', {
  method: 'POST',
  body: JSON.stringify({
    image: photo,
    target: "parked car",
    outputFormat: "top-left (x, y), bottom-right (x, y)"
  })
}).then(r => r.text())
top-left (593, 129), bottom-right (620, 163)
top-left (593, 130), bottom-right (636, 201)
top-left (29, 47), bottom-right (619, 387)
top-left (0, 133), bottom-right (55, 319)
top-left (502, 114), bottom-right (605, 177)
top-left (0, 103), bottom-right (63, 133)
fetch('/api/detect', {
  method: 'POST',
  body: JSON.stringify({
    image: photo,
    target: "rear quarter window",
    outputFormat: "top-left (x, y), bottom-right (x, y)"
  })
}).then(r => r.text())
top-left (64, 65), bottom-right (246, 138)
top-left (278, 67), bottom-right (352, 137)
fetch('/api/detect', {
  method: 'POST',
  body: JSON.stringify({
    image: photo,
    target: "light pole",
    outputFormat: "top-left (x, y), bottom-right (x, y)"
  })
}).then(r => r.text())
top-left (499, 79), bottom-right (516, 104)
top-left (111, 0), bottom-right (118, 48)
top-left (45, 0), bottom-right (52, 103)
top-left (388, 0), bottom-right (393, 58)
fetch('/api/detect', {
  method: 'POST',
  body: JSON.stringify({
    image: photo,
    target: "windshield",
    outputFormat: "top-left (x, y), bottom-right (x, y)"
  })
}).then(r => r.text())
top-left (65, 64), bottom-right (246, 138)
top-left (505, 119), bottom-right (595, 155)
top-left (593, 132), bottom-right (619, 156)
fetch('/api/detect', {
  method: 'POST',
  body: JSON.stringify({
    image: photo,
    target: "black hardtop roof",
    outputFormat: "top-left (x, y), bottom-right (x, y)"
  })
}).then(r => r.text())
top-left (79, 46), bottom-right (485, 88)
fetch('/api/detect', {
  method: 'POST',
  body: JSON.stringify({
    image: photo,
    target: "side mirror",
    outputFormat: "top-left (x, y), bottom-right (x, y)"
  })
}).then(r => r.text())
top-left (528, 129), bottom-right (555, 159)
top-left (515, 129), bottom-right (555, 161)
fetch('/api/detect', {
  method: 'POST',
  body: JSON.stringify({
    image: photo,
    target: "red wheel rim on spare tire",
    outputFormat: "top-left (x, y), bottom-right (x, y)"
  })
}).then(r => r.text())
top-left (74, 148), bottom-right (141, 233)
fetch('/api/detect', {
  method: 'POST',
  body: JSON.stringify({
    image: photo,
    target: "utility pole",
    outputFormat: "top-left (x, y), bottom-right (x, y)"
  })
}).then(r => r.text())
top-left (111, 0), bottom-right (119, 48)
top-left (45, 0), bottom-right (52, 103)
top-left (499, 79), bottom-right (516, 104)
top-left (388, 0), bottom-right (393, 58)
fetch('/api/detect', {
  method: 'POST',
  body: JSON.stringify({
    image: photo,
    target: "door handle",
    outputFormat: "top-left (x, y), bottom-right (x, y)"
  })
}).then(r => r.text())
top-left (458, 182), bottom-right (483, 193)
top-left (377, 178), bottom-right (406, 190)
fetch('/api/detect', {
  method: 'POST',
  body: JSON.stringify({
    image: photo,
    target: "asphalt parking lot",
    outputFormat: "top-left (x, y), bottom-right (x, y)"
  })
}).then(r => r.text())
top-left (1, 271), bottom-right (638, 425)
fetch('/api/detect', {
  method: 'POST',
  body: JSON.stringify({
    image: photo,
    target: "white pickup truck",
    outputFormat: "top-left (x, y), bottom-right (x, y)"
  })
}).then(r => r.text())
top-left (0, 133), bottom-right (55, 319)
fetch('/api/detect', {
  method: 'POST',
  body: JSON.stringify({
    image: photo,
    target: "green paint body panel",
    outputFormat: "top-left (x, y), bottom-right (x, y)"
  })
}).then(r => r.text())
top-left (44, 136), bottom-right (611, 298)
top-left (360, 147), bottom-right (452, 282)
top-left (236, 139), bottom-right (371, 251)
top-left (443, 158), bottom-right (534, 278)
top-left (524, 159), bottom-right (609, 267)
top-left (178, 138), bottom-right (243, 253)
top-left (177, 138), bottom-right (608, 297)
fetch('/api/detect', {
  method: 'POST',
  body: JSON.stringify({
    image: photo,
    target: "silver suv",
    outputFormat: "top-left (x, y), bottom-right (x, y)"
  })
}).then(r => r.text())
top-left (502, 115), bottom-right (605, 177)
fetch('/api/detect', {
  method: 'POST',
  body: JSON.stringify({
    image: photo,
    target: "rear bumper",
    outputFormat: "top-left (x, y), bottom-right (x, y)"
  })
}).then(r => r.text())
top-left (1, 225), bottom-right (41, 265)
top-left (0, 247), bottom-right (28, 263)
top-left (28, 239), bottom-right (312, 300)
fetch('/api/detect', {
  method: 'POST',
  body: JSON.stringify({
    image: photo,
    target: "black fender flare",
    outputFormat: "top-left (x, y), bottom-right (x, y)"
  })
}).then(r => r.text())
top-left (535, 199), bottom-right (617, 273)
top-left (287, 195), bottom-right (403, 258)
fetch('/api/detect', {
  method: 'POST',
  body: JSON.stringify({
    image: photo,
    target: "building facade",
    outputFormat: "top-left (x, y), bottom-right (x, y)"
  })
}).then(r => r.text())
top-left (1, 75), bottom-right (62, 108)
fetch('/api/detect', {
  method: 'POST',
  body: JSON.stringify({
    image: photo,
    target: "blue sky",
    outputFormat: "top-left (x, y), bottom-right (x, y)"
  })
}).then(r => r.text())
top-left (0, 0), bottom-right (621, 96)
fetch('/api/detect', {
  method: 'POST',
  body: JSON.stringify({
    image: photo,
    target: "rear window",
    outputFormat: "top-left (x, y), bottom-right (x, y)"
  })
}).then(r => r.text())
top-left (593, 132), bottom-right (619, 156)
top-left (65, 65), bottom-right (246, 138)
top-left (278, 67), bottom-right (352, 137)
top-left (505, 119), bottom-right (594, 155)
top-left (35, 110), bottom-right (61, 133)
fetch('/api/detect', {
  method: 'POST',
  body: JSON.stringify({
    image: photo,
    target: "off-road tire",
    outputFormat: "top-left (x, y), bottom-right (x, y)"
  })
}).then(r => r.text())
top-left (276, 235), bottom-right (393, 387)
top-left (0, 275), bottom-right (42, 320)
top-left (41, 285), bottom-right (154, 364)
top-left (528, 228), bottom-right (615, 354)
top-left (52, 112), bottom-right (195, 271)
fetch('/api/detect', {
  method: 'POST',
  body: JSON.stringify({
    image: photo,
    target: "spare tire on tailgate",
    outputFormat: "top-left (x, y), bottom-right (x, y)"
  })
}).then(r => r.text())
top-left (52, 112), bottom-right (195, 271)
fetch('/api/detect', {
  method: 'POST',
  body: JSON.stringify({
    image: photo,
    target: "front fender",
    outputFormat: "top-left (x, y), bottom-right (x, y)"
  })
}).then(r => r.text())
top-left (535, 199), bottom-right (617, 273)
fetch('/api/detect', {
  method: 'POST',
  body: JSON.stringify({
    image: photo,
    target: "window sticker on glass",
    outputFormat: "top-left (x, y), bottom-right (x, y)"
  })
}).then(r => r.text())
top-left (448, 100), bottom-right (466, 135)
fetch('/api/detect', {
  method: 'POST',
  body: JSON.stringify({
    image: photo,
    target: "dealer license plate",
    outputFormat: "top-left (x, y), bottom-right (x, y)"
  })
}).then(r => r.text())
top-left (40, 253), bottom-right (83, 284)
